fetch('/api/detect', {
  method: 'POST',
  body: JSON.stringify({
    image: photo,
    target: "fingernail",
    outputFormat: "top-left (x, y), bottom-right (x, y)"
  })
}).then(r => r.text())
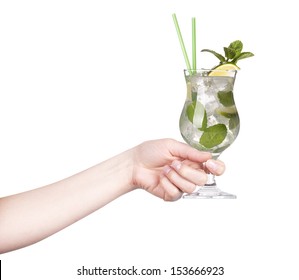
top-left (163, 165), bottom-right (172, 175)
top-left (206, 159), bottom-right (223, 173)
top-left (171, 160), bottom-right (182, 170)
top-left (206, 159), bottom-right (218, 172)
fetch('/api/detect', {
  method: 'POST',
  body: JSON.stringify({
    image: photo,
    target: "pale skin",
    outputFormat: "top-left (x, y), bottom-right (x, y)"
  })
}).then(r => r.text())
top-left (0, 138), bottom-right (225, 254)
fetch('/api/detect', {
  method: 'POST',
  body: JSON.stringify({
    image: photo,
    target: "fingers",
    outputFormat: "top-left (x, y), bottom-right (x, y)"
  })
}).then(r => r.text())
top-left (161, 161), bottom-right (207, 199)
top-left (166, 140), bottom-right (225, 175)
top-left (159, 174), bottom-right (183, 201)
top-left (170, 160), bottom-right (208, 188)
top-left (168, 140), bottom-right (212, 163)
top-left (160, 159), bottom-right (226, 201)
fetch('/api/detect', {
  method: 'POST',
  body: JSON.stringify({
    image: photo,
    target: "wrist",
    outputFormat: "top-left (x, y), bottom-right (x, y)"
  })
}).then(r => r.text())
top-left (102, 148), bottom-right (136, 194)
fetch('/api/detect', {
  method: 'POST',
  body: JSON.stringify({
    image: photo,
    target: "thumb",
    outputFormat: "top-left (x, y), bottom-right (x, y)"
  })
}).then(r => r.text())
top-left (168, 140), bottom-right (212, 163)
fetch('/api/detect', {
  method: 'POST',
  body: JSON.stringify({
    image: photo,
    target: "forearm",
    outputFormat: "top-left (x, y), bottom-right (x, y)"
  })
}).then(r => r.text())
top-left (0, 149), bottom-right (134, 254)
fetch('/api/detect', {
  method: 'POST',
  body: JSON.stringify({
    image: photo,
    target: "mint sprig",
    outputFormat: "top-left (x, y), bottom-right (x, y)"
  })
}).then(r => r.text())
top-left (201, 40), bottom-right (254, 67)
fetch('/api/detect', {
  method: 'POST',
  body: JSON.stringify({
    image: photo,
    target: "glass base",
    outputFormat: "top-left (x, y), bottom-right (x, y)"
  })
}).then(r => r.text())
top-left (183, 185), bottom-right (236, 199)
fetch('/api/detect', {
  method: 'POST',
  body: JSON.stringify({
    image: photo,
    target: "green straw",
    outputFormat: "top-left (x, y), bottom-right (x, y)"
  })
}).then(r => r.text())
top-left (192, 17), bottom-right (197, 70)
top-left (172, 13), bottom-right (192, 73)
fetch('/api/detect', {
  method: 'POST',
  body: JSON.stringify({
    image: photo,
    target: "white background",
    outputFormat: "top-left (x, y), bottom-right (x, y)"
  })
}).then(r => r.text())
top-left (0, 0), bottom-right (298, 279)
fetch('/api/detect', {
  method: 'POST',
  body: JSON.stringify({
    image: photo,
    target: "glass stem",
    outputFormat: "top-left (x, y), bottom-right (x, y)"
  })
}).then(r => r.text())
top-left (205, 173), bottom-right (216, 187)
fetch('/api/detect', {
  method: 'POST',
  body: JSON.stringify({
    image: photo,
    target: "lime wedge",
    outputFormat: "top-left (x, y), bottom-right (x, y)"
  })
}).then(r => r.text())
top-left (208, 63), bottom-right (240, 76)
top-left (217, 106), bottom-right (238, 118)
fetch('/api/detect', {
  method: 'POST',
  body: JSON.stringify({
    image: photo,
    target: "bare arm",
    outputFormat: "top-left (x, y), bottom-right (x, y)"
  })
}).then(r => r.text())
top-left (0, 149), bottom-right (134, 253)
top-left (0, 139), bottom-right (225, 254)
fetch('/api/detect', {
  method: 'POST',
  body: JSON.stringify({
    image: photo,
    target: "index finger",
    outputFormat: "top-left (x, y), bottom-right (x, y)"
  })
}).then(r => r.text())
top-left (168, 140), bottom-right (212, 163)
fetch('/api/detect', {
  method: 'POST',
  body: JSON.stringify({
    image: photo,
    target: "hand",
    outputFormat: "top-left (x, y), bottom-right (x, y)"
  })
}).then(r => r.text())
top-left (131, 138), bottom-right (225, 201)
top-left (0, 138), bottom-right (225, 253)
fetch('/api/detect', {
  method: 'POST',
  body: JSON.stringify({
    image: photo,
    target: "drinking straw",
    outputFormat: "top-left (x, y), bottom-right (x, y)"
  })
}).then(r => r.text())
top-left (172, 14), bottom-right (192, 73)
top-left (192, 17), bottom-right (197, 70)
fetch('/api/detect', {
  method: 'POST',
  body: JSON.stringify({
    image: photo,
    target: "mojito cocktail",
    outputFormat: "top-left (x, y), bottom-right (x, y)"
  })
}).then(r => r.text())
top-left (180, 69), bottom-right (239, 198)
top-left (172, 14), bottom-right (254, 199)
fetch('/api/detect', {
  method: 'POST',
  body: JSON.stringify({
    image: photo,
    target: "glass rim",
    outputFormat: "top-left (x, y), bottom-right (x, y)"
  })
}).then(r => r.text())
top-left (184, 68), bottom-right (238, 77)
top-left (184, 68), bottom-right (238, 73)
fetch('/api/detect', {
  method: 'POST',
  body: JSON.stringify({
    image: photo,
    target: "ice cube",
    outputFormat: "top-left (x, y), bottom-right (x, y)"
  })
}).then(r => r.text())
top-left (213, 76), bottom-right (234, 91)
top-left (205, 98), bottom-right (219, 114)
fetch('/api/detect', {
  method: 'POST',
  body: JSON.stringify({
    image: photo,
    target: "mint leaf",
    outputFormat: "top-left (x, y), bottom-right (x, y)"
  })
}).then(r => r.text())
top-left (201, 49), bottom-right (226, 62)
top-left (228, 40), bottom-right (243, 54)
top-left (217, 90), bottom-right (235, 107)
top-left (199, 124), bottom-right (227, 148)
top-left (224, 47), bottom-right (236, 60)
top-left (231, 52), bottom-right (254, 64)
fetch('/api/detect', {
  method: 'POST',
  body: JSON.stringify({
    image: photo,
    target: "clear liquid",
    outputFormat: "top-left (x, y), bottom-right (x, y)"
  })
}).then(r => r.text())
top-left (179, 75), bottom-right (240, 157)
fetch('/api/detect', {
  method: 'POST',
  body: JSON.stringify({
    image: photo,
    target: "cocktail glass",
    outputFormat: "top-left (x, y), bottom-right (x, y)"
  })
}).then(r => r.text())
top-left (179, 69), bottom-right (239, 199)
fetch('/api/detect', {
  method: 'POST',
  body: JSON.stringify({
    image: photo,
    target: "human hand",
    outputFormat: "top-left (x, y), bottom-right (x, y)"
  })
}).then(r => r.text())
top-left (131, 138), bottom-right (225, 201)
